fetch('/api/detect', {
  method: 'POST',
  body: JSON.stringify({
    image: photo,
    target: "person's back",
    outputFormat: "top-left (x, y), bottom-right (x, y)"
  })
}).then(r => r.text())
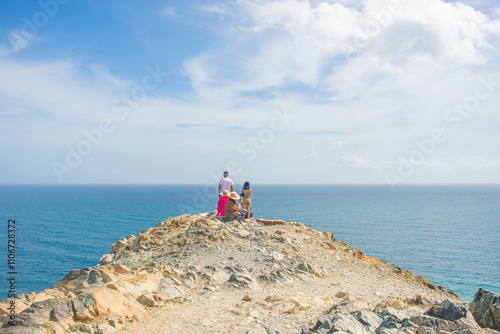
top-left (219, 171), bottom-right (233, 195)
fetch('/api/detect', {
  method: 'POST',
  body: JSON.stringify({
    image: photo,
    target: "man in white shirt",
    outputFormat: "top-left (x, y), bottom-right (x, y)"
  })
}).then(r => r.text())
top-left (219, 171), bottom-right (233, 196)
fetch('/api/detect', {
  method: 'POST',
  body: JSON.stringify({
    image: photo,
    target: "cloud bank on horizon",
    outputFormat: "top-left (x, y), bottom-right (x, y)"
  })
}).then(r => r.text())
top-left (0, 0), bottom-right (499, 185)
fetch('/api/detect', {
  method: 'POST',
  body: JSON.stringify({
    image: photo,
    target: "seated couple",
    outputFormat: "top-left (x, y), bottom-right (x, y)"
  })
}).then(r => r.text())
top-left (217, 182), bottom-right (252, 221)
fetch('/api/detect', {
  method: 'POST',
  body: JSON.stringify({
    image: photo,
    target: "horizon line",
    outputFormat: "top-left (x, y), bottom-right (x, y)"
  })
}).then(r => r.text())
top-left (1, 183), bottom-right (500, 186)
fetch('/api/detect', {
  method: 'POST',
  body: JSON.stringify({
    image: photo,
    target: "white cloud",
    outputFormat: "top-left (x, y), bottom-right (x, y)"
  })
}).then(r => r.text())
top-left (90, 64), bottom-right (131, 88)
top-left (0, 58), bottom-right (122, 121)
top-left (386, 1), bottom-right (498, 64)
top-left (459, 156), bottom-right (500, 171)
top-left (161, 6), bottom-right (177, 18)
top-left (185, 0), bottom-right (500, 98)
top-left (340, 155), bottom-right (384, 173)
top-left (424, 158), bottom-right (454, 173)
top-left (182, 55), bottom-right (219, 99)
top-left (494, 6), bottom-right (500, 18)
top-left (196, 1), bottom-right (241, 18)
top-left (320, 154), bottom-right (500, 184)
top-left (329, 141), bottom-right (347, 149)
top-left (383, 156), bottom-right (499, 183)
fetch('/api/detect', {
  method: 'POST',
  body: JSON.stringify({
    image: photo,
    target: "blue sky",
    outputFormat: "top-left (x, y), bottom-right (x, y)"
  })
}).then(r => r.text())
top-left (1, 0), bottom-right (499, 185)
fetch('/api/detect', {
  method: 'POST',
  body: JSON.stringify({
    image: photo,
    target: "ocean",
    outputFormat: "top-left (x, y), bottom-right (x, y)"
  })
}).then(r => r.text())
top-left (1, 184), bottom-right (499, 302)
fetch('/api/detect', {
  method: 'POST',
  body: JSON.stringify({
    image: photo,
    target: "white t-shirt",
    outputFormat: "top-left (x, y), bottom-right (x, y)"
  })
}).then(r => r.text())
top-left (219, 177), bottom-right (233, 193)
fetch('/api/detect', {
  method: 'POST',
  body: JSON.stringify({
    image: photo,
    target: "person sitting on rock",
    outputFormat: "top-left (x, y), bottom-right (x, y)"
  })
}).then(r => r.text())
top-left (217, 190), bottom-right (230, 216)
top-left (241, 181), bottom-right (252, 219)
top-left (224, 192), bottom-right (247, 221)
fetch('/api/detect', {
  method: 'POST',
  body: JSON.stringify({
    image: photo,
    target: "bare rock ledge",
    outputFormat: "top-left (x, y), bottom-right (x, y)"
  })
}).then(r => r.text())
top-left (1, 212), bottom-right (498, 334)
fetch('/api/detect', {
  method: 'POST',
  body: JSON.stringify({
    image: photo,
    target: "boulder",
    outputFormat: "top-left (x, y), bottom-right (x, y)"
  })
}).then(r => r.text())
top-left (470, 288), bottom-right (500, 331)
top-left (297, 262), bottom-right (328, 278)
top-left (330, 297), bottom-right (371, 314)
top-left (229, 272), bottom-right (261, 290)
top-left (409, 299), bottom-right (481, 332)
top-left (326, 313), bottom-right (369, 333)
top-left (137, 293), bottom-right (158, 307)
top-left (85, 286), bottom-right (147, 319)
top-left (265, 294), bottom-right (284, 303)
top-left (270, 300), bottom-right (300, 314)
top-left (163, 285), bottom-right (182, 299)
top-left (99, 254), bottom-right (113, 265)
top-left (384, 296), bottom-right (406, 309)
top-left (410, 315), bottom-right (455, 332)
top-left (49, 305), bottom-right (73, 323)
top-left (72, 300), bottom-right (95, 322)
top-left (409, 314), bottom-right (475, 333)
top-left (114, 265), bottom-right (133, 274)
top-left (335, 291), bottom-right (350, 299)
top-left (257, 219), bottom-right (287, 226)
top-left (56, 267), bottom-right (103, 292)
top-left (355, 309), bottom-right (383, 332)
top-left (206, 268), bottom-right (231, 284)
top-left (424, 299), bottom-right (467, 321)
top-left (378, 307), bottom-right (418, 322)
top-left (285, 297), bottom-right (311, 311)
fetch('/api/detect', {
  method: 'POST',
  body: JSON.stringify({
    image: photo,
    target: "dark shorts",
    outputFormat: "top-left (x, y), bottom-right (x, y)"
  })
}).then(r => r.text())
top-left (228, 209), bottom-right (247, 221)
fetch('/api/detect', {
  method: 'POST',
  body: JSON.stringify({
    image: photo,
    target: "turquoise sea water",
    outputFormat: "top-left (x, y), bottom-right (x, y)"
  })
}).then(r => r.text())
top-left (1, 184), bottom-right (499, 301)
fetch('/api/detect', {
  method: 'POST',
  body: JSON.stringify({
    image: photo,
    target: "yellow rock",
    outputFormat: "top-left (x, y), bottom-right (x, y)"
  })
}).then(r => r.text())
top-left (265, 294), bottom-right (284, 303)
top-left (271, 301), bottom-right (296, 314)
top-left (99, 265), bottom-right (115, 274)
top-left (257, 219), bottom-right (287, 225)
top-left (385, 296), bottom-right (406, 309)
top-left (297, 262), bottom-right (329, 278)
top-left (152, 294), bottom-right (171, 302)
top-left (137, 293), bottom-right (158, 307)
top-left (86, 286), bottom-right (147, 319)
top-left (364, 256), bottom-right (381, 266)
top-left (285, 297), bottom-right (311, 310)
top-left (114, 264), bottom-right (133, 274)
top-left (335, 291), bottom-right (350, 299)
top-left (100, 271), bottom-right (121, 283)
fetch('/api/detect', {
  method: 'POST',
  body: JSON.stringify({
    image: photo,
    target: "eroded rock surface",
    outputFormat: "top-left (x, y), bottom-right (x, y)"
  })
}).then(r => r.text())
top-left (0, 212), bottom-right (496, 334)
top-left (470, 288), bottom-right (500, 331)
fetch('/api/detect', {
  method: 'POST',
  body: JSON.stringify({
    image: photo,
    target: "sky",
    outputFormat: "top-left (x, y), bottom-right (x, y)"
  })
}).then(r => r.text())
top-left (0, 0), bottom-right (499, 186)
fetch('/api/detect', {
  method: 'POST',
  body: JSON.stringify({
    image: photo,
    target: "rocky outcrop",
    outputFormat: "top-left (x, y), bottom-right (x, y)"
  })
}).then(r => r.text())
top-left (303, 299), bottom-right (493, 334)
top-left (0, 212), bottom-right (497, 334)
top-left (470, 288), bottom-right (500, 331)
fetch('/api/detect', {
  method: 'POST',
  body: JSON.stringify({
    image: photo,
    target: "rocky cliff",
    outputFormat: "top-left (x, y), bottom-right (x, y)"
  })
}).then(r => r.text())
top-left (1, 212), bottom-right (498, 333)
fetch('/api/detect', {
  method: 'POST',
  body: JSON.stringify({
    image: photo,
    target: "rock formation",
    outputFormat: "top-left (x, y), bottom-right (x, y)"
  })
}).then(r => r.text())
top-left (470, 288), bottom-right (500, 331)
top-left (0, 212), bottom-right (498, 333)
